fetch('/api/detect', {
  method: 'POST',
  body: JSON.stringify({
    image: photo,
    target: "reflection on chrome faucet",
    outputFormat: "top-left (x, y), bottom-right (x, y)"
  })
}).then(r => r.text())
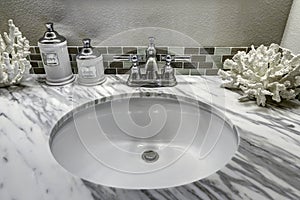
top-left (145, 37), bottom-right (159, 80)
top-left (114, 37), bottom-right (191, 87)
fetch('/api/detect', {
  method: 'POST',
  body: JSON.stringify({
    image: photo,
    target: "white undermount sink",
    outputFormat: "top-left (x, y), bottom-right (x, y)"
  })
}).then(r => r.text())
top-left (49, 92), bottom-right (239, 189)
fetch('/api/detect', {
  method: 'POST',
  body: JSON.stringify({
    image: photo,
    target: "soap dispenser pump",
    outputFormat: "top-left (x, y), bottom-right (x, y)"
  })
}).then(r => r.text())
top-left (38, 22), bottom-right (75, 86)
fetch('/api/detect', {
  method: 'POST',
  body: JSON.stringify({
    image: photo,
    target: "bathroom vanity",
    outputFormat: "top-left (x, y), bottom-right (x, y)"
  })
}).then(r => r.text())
top-left (0, 75), bottom-right (299, 200)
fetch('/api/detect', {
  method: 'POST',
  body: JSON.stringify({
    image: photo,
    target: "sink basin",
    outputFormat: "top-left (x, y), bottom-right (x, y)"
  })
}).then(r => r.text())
top-left (49, 92), bottom-right (239, 189)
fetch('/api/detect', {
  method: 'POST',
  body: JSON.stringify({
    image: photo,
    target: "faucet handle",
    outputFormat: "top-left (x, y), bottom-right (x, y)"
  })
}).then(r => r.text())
top-left (161, 55), bottom-right (191, 62)
top-left (161, 55), bottom-right (175, 81)
top-left (173, 55), bottom-right (191, 62)
top-left (113, 55), bottom-right (143, 62)
top-left (113, 55), bottom-right (131, 61)
top-left (128, 55), bottom-right (141, 81)
top-left (165, 55), bottom-right (172, 64)
top-left (131, 55), bottom-right (138, 64)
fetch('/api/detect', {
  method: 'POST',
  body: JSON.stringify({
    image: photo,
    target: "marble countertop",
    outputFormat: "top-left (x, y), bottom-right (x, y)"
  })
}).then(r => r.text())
top-left (0, 75), bottom-right (299, 200)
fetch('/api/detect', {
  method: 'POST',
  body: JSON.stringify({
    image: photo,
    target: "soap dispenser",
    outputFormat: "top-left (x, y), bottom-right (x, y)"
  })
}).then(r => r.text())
top-left (38, 22), bottom-right (75, 85)
top-left (76, 38), bottom-right (106, 86)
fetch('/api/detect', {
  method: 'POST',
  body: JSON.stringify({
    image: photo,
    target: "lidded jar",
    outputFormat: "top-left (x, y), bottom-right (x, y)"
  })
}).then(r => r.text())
top-left (76, 39), bottom-right (106, 85)
top-left (38, 22), bottom-right (74, 85)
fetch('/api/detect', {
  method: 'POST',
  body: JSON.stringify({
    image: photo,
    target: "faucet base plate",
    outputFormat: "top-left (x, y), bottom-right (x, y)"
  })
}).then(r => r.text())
top-left (127, 79), bottom-right (177, 87)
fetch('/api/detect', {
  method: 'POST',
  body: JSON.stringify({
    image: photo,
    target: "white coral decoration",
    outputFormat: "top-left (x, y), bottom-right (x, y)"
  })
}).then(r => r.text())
top-left (218, 44), bottom-right (300, 106)
top-left (0, 19), bottom-right (31, 87)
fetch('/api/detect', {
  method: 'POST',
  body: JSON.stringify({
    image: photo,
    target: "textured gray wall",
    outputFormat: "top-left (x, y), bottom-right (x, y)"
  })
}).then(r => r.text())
top-left (0, 0), bottom-right (293, 47)
top-left (281, 0), bottom-right (300, 54)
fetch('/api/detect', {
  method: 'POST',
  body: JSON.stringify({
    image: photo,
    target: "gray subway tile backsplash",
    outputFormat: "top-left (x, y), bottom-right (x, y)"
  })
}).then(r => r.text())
top-left (205, 55), bottom-right (222, 63)
top-left (200, 48), bottom-right (214, 55)
top-left (175, 69), bottom-right (190, 75)
top-left (70, 61), bottom-right (77, 68)
top-left (30, 54), bottom-right (42, 61)
top-left (103, 62), bottom-right (109, 69)
top-left (109, 62), bottom-right (124, 69)
top-left (38, 61), bottom-right (44, 68)
top-left (29, 47), bottom-right (36, 54)
top-left (72, 67), bottom-right (78, 74)
top-left (231, 47), bottom-right (248, 55)
top-left (123, 62), bottom-right (132, 69)
top-left (69, 54), bottom-right (77, 61)
top-left (35, 47), bottom-right (40, 53)
top-left (30, 62), bottom-right (39, 68)
top-left (168, 47), bottom-right (184, 55)
top-left (137, 47), bottom-right (147, 55)
top-left (156, 47), bottom-right (168, 55)
top-left (199, 62), bottom-right (213, 68)
top-left (213, 62), bottom-right (223, 69)
top-left (205, 69), bottom-right (219, 75)
top-left (191, 55), bottom-right (206, 62)
top-left (104, 68), bottom-right (116, 74)
top-left (107, 47), bottom-right (122, 54)
top-left (29, 45), bottom-right (250, 76)
top-left (122, 47), bottom-right (137, 54)
top-left (95, 47), bottom-right (108, 55)
top-left (183, 62), bottom-right (198, 69)
top-left (190, 69), bottom-right (206, 76)
top-left (68, 47), bottom-right (78, 54)
top-left (184, 47), bottom-right (199, 55)
top-left (171, 62), bottom-right (183, 68)
top-left (214, 47), bottom-right (231, 55)
top-left (117, 68), bottom-right (130, 74)
top-left (222, 55), bottom-right (234, 63)
top-left (33, 67), bottom-right (45, 74)
top-left (103, 54), bottom-right (114, 62)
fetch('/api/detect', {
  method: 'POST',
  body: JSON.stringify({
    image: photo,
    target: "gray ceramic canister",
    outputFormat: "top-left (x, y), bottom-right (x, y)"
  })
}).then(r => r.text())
top-left (76, 39), bottom-right (106, 86)
top-left (38, 22), bottom-right (74, 85)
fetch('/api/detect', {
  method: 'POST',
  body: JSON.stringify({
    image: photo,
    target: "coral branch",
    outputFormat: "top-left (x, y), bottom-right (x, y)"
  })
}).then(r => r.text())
top-left (0, 19), bottom-right (31, 87)
top-left (218, 44), bottom-right (300, 106)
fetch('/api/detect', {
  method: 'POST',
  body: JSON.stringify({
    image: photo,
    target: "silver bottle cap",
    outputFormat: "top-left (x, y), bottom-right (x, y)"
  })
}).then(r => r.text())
top-left (77, 38), bottom-right (101, 60)
top-left (38, 22), bottom-right (66, 44)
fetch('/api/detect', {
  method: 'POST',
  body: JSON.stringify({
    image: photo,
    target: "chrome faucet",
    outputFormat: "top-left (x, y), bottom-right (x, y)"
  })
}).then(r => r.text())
top-left (114, 37), bottom-right (191, 87)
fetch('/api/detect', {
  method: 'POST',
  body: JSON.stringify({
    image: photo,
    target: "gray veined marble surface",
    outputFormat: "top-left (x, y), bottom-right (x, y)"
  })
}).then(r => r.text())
top-left (0, 75), bottom-right (299, 200)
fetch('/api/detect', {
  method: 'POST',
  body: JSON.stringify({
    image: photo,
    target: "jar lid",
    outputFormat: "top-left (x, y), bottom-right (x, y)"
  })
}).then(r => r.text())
top-left (38, 22), bottom-right (66, 44)
top-left (77, 38), bottom-right (101, 60)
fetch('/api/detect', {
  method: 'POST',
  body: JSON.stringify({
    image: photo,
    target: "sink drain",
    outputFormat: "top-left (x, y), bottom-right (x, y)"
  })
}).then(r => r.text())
top-left (142, 150), bottom-right (159, 163)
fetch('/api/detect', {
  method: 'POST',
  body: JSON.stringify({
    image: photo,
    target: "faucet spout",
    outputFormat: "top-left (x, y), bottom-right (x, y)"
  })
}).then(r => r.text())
top-left (145, 57), bottom-right (159, 79)
top-left (145, 37), bottom-right (159, 79)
